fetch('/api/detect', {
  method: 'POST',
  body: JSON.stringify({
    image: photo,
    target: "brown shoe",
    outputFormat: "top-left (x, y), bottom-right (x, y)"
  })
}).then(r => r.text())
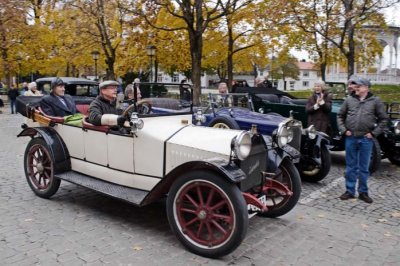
top-left (358, 192), bottom-right (373, 203)
top-left (339, 191), bottom-right (355, 200)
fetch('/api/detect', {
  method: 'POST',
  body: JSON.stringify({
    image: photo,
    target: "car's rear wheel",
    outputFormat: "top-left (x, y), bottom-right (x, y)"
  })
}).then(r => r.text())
top-left (257, 159), bottom-right (301, 218)
top-left (166, 170), bottom-right (248, 258)
top-left (24, 138), bottom-right (60, 198)
top-left (369, 138), bottom-right (381, 173)
top-left (300, 144), bottom-right (331, 182)
top-left (387, 150), bottom-right (400, 166)
top-left (209, 117), bottom-right (240, 130)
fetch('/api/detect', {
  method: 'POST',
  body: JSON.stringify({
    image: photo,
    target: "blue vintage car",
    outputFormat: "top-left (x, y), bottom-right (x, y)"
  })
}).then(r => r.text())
top-left (150, 91), bottom-right (331, 182)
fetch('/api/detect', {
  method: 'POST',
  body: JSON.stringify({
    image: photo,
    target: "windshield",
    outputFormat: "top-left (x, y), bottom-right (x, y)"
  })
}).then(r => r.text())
top-left (208, 93), bottom-right (253, 110)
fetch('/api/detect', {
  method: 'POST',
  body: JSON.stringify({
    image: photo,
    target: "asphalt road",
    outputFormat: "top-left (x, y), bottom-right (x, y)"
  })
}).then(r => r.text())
top-left (0, 110), bottom-right (399, 265)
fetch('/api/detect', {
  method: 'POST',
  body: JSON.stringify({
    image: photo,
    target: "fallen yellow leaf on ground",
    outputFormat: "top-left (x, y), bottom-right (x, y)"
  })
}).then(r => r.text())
top-left (377, 218), bottom-right (388, 223)
top-left (391, 212), bottom-right (400, 218)
top-left (132, 246), bottom-right (143, 251)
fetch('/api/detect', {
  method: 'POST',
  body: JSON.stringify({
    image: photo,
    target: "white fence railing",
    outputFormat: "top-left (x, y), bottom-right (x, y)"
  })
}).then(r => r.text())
top-left (326, 73), bottom-right (400, 85)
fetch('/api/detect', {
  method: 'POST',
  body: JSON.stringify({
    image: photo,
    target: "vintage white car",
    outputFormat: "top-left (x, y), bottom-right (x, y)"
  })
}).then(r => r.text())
top-left (16, 87), bottom-right (300, 258)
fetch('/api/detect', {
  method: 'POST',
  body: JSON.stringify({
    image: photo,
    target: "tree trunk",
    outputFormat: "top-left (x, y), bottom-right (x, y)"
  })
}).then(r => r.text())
top-left (320, 62), bottom-right (326, 81)
top-left (227, 25), bottom-right (234, 92)
top-left (346, 26), bottom-right (356, 79)
top-left (189, 31), bottom-right (203, 106)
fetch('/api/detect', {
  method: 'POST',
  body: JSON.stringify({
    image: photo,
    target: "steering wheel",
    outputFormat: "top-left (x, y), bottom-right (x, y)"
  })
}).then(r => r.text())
top-left (122, 99), bottom-right (152, 118)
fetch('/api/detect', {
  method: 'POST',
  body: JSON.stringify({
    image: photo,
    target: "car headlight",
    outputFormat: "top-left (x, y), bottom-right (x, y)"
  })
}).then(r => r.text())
top-left (232, 131), bottom-right (252, 160)
top-left (276, 125), bottom-right (294, 148)
top-left (194, 108), bottom-right (206, 125)
top-left (306, 125), bottom-right (317, 139)
top-left (394, 121), bottom-right (400, 135)
top-left (258, 107), bottom-right (264, 114)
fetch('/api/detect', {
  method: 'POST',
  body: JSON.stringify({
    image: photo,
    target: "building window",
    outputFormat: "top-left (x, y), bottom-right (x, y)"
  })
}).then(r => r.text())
top-left (157, 73), bottom-right (163, 83)
top-left (290, 81), bottom-right (295, 89)
top-left (303, 71), bottom-right (309, 77)
top-left (172, 74), bottom-right (179, 82)
top-left (303, 81), bottom-right (309, 87)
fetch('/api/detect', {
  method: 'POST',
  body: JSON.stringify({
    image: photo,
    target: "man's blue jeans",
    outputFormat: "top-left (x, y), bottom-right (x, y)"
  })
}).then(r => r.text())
top-left (10, 99), bottom-right (16, 114)
top-left (345, 136), bottom-right (373, 195)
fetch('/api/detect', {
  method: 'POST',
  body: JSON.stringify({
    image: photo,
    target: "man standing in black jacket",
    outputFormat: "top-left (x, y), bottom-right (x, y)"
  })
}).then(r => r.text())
top-left (7, 84), bottom-right (19, 114)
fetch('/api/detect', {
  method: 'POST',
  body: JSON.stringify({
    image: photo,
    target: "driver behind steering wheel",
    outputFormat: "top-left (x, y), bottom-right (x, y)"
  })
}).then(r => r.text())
top-left (88, 80), bottom-right (129, 128)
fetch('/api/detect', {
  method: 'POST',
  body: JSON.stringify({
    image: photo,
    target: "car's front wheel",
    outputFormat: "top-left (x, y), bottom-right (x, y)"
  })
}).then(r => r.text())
top-left (24, 138), bottom-right (60, 198)
top-left (257, 158), bottom-right (301, 218)
top-left (300, 144), bottom-right (331, 182)
top-left (167, 170), bottom-right (248, 258)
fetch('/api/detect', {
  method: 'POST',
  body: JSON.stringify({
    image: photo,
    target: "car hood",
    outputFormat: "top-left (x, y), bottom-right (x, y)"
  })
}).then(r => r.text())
top-left (217, 107), bottom-right (286, 134)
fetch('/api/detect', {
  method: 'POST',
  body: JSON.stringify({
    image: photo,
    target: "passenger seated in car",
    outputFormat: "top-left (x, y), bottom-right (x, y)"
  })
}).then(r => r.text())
top-left (121, 84), bottom-right (142, 110)
top-left (40, 78), bottom-right (77, 117)
top-left (215, 82), bottom-right (232, 107)
top-left (88, 80), bottom-right (129, 127)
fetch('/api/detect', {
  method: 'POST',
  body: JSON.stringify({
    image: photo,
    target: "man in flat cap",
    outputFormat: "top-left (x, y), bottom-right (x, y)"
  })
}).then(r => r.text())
top-left (40, 78), bottom-right (77, 117)
top-left (88, 80), bottom-right (128, 127)
top-left (337, 77), bottom-right (388, 203)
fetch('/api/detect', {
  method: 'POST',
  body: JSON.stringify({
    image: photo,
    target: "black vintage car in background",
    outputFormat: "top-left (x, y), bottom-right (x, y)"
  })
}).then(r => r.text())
top-left (35, 77), bottom-right (99, 97)
top-left (236, 86), bottom-right (400, 172)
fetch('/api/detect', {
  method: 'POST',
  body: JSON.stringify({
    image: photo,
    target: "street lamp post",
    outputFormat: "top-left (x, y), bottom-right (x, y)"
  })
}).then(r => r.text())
top-left (16, 56), bottom-right (22, 88)
top-left (146, 45), bottom-right (157, 82)
top-left (146, 45), bottom-right (157, 97)
top-left (91, 51), bottom-right (100, 81)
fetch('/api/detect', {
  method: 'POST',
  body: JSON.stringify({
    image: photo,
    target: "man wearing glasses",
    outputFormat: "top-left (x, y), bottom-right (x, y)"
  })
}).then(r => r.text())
top-left (337, 77), bottom-right (388, 203)
top-left (88, 80), bottom-right (128, 127)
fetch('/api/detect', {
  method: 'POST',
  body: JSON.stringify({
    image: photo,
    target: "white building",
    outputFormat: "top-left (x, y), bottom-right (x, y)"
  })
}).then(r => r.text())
top-left (276, 61), bottom-right (320, 91)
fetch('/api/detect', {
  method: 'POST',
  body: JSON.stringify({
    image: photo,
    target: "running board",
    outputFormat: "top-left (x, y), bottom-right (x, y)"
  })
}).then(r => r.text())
top-left (55, 171), bottom-right (149, 206)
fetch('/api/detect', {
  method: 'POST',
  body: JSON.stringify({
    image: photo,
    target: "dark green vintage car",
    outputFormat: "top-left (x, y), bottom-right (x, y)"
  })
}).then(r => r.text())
top-left (236, 87), bottom-right (400, 172)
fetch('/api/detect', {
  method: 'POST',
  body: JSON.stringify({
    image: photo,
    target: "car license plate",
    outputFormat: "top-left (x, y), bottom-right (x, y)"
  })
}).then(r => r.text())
top-left (247, 195), bottom-right (267, 212)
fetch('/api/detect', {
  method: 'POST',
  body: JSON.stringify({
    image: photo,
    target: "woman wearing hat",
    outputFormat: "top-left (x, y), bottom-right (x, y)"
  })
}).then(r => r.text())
top-left (40, 78), bottom-right (77, 117)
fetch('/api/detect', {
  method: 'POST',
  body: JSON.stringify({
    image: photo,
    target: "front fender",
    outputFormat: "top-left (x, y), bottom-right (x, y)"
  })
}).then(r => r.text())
top-left (142, 158), bottom-right (246, 205)
top-left (18, 127), bottom-right (71, 174)
top-left (301, 132), bottom-right (330, 166)
top-left (266, 145), bottom-right (300, 173)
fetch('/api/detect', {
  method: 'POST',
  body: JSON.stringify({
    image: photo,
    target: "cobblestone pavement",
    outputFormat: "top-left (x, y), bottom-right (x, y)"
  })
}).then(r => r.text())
top-left (1, 109), bottom-right (399, 266)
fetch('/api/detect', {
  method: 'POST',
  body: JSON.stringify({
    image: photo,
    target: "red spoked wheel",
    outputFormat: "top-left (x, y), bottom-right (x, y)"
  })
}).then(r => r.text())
top-left (257, 158), bottom-right (301, 218)
top-left (24, 138), bottom-right (60, 198)
top-left (167, 171), bottom-right (248, 258)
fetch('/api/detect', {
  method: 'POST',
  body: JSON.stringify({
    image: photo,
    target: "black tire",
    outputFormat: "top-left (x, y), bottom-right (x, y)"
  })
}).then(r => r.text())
top-left (258, 158), bottom-right (301, 218)
top-left (387, 149), bottom-right (400, 166)
top-left (300, 144), bottom-right (331, 182)
top-left (24, 138), bottom-right (61, 198)
top-left (209, 116), bottom-right (240, 130)
top-left (369, 138), bottom-right (381, 173)
top-left (166, 170), bottom-right (248, 258)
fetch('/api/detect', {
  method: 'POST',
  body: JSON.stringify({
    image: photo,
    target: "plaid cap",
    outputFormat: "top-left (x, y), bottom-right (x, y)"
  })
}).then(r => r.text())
top-left (353, 77), bottom-right (371, 87)
top-left (99, 80), bottom-right (120, 89)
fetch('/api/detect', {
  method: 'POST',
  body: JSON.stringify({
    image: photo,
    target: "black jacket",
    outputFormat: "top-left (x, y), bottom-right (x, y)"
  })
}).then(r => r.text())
top-left (88, 96), bottom-right (121, 126)
top-left (8, 88), bottom-right (19, 100)
top-left (40, 94), bottom-right (77, 117)
top-left (337, 92), bottom-right (388, 137)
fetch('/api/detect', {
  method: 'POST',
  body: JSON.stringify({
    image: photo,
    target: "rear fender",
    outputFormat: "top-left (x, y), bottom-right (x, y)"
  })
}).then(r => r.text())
top-left (18, 127), bottom-right (71, 174)
top-left (142, 158), bottom-right (246, 205)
